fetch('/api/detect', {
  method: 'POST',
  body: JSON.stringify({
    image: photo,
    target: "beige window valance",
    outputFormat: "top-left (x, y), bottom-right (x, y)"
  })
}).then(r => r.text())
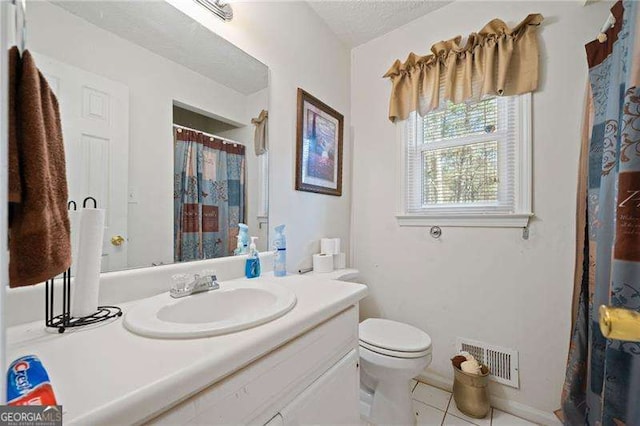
top-left (384, 13), bottom-right (543, 122)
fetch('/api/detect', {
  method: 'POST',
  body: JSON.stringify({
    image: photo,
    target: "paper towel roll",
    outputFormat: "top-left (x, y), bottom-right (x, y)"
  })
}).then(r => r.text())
top-left (333, 253), bottom-right (346, 269)
top-left (68, 209), bottom-right (80, 270)
top-left (313, 253), bottom-right (334, 273)
top-left (72, 208), bottom-right (105, 318)
top-left (320, 238), bottom-right (336, 255)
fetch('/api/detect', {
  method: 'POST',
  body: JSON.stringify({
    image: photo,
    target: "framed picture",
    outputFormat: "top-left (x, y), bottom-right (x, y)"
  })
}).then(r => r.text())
top-left (295, 88), bottom-right (344, 196)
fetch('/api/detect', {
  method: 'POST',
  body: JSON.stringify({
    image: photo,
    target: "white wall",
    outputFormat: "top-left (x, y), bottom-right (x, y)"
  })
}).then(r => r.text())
top-left (167, 1), bottom-right (352, 272)
top-left (28, 2), bottom-right (266, 267)
top-left (350, 0), bottom-right (612, 417)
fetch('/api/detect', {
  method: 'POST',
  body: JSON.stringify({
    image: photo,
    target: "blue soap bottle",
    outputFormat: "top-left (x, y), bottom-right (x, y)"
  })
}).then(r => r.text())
top-left (273, 224), bottom-right (286, 277)
top-left (245, 237), bottom-right (261, 278)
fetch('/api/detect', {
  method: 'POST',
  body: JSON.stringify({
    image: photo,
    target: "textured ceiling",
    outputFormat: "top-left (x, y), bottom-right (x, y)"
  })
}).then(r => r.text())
top-left (307, 1), bottom-right (452, 47)
top-left (52, 1), bottom-right (268, 95)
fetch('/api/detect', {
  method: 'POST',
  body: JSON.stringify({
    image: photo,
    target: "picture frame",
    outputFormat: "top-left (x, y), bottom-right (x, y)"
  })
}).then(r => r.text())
top-left (295, 88), bottom-right (344, 196)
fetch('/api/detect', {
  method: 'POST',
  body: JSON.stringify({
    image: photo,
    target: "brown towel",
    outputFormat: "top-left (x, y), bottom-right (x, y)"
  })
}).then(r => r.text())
top-left (9, 50), bottom-right (71, 287)
top-left (8, 46), bottom-right (20, 204)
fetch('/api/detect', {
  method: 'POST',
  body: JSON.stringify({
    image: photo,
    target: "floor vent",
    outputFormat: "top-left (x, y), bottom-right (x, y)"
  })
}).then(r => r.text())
top-left (456, 338), bottom-right (519, 388)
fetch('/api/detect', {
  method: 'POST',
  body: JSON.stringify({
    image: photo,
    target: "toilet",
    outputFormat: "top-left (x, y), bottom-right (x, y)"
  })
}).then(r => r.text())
top-left (326, 269), bottom-right (433, 425)
top-left (359, 318), bottom-right (432, 425)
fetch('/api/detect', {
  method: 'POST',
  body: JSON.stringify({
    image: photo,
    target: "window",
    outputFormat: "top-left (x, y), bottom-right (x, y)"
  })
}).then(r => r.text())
top-left (397, 94), bottom-right (532, 227)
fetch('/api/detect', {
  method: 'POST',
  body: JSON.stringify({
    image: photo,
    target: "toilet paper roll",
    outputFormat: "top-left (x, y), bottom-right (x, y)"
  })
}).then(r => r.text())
top-left (71, 208), bottom-right (105, 318)
top-left (313, 253), bottom-right (334, 273)
top-left (333, 252), bottom-right (346, 269)
top-left (320, 238), bottom-right (336, 255)
top-left (333, 238), bottom-right (341, 254)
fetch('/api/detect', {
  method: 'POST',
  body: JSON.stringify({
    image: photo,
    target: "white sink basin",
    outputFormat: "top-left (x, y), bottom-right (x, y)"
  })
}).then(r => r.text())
top-left (124, 280), bottom-right (297, 338)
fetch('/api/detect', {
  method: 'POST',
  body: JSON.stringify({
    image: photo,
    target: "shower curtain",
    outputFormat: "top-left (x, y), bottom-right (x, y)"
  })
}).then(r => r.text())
top-left (562, 1), bottom-right (640, 424)
top-left (174, 127), bottom-right (246, 262)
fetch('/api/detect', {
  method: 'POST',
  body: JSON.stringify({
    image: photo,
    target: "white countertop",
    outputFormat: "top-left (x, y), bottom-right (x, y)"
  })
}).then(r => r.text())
top-left (7, 273), bottom-right (367, 425)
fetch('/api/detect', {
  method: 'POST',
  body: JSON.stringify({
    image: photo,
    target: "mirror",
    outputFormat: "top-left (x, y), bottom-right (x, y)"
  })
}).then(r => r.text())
top-left (27, 1), bottom-right (269, 273)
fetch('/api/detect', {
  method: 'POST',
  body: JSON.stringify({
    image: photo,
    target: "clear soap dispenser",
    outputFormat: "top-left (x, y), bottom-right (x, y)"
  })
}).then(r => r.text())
top-left (245, 237), bottom-right (261, 278)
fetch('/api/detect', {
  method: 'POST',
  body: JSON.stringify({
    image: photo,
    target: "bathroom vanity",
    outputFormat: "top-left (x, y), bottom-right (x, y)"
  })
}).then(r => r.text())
top-left (6, 264), bottom-right (367, 425)
top-left (148, 303), bottom-right (360, 426)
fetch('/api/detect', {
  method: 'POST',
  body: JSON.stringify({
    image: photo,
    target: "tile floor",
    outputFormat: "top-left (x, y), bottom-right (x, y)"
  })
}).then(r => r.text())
top-left (409, 381), bottom-right (537, 426)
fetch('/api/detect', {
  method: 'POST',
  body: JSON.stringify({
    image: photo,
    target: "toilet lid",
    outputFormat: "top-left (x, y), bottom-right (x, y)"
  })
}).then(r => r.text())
top-left (359, 318), bottom-right (432, 353)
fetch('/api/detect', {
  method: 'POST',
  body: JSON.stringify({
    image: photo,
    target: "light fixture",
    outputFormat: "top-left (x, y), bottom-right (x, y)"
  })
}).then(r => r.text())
top-left (193, 0), bottom-right (233, 22)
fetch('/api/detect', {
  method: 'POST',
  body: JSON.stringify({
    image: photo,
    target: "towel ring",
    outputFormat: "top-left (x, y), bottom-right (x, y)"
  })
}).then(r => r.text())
top-left (82, 196), bottom-right (97, 209)
top-left (12, 0), bottom-right (26, 53)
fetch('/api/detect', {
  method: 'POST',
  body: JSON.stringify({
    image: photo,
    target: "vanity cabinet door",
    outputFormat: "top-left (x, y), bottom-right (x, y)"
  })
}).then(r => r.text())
top-left (279, 349), bottom-right (359, 425)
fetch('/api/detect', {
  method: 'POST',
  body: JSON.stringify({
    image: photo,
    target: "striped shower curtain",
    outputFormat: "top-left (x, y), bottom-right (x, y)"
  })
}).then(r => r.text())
top-left (562, 1), bottom-right (640, 424)
top-left (174, 127), bottom-right (246, 262)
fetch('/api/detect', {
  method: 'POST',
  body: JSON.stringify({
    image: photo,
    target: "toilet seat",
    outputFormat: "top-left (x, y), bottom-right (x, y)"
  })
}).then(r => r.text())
top-left (359, 318), bottom-right (432, 359)
top-left (359, 340), bottom-right (431, 358)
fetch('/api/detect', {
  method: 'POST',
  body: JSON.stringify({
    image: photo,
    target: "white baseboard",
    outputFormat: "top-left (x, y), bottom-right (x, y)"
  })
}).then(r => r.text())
top-left (417, 372), bottom-right (562, 426)
top-left (417, 371), bottom-right (453, 392)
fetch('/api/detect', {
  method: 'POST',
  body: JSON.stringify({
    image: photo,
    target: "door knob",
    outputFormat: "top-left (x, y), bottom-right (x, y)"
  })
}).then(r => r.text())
top-left (111, 235), bottom-right (125, 246)
top-left (599, 305), bottom-right (640, 342)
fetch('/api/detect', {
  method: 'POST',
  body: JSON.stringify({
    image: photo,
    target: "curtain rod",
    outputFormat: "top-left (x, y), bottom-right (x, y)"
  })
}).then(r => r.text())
top-left (172, 123), bottom-right (245, 146)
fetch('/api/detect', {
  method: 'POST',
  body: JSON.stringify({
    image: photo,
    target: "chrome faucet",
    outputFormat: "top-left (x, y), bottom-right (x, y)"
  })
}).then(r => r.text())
top-left (170, 272), bottom-right (220, 298)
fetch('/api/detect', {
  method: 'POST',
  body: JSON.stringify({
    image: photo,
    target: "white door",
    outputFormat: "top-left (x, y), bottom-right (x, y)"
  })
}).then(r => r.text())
top-left (279, 350), bottom-right (360, 425)
top-left (33, 52), bottom-right (130, 272)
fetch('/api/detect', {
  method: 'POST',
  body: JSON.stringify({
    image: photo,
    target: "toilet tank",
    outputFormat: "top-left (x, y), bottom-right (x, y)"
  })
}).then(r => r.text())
top-left (309, 269), bottom-right (367, 322)
top-left (310, 269), bottom-right (364, 284)
top-left (334, 270), bottom-right (363, 284)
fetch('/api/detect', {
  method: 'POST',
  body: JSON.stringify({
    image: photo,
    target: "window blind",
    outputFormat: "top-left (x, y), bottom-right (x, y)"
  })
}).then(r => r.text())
top-left (405, 95), bottom-right (519, 215)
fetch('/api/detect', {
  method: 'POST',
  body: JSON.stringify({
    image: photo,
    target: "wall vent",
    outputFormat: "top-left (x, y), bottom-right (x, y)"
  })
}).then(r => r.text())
top-left (456, 338), bottom-right (519, 388)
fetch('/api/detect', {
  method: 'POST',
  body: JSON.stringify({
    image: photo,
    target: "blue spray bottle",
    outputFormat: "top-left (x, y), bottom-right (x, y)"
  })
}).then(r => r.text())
top-left (238, 223), bottom-right (249, 254)
top-left (273, 225), bottom-right (286, 277)
top-left (245, 237), bottom-right (261, 278)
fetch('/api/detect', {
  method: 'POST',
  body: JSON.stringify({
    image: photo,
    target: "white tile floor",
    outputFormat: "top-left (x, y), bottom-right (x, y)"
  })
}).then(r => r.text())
top-left (409, 381), bottom-right (537, 426)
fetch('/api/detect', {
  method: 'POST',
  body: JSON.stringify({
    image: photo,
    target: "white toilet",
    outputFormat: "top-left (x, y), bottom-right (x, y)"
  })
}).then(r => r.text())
top-left (359, 318), bottom-right (432, 425)
top-left (326, 269), bottom-right (433, 425)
